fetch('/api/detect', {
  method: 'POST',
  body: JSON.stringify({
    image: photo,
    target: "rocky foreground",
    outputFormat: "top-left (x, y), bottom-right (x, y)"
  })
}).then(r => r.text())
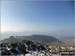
top-left (0, 40), bottom-right (75, 56)
top-left (0, 40), bottom-right (48, 55)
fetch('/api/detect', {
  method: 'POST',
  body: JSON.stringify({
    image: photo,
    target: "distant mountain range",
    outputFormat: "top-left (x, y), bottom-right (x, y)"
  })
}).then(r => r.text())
top-left (1, 35), bottom-right (62, 43)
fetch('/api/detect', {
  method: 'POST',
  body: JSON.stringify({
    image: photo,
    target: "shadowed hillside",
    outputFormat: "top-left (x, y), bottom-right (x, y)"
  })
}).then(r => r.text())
top-left (1, 35), bottom-right (62, 43)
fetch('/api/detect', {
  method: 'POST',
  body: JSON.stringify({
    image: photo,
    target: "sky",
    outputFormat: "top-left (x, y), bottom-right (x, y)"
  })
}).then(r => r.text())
top-left (1, 1), bottom-right (74, 39)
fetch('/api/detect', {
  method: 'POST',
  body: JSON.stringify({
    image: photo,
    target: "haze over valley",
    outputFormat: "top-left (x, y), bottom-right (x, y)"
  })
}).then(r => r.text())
top-left (1, 1), bottom-right (74, 56)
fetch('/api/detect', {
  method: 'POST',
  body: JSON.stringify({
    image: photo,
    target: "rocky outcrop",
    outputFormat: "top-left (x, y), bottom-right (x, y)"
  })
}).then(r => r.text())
top-left (0, 40), bottom-right (47, 55)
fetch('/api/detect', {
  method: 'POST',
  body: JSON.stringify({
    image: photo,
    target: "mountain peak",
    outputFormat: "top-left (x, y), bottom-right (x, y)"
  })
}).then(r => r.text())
top-left (9, 36), bottom-right (15, 39)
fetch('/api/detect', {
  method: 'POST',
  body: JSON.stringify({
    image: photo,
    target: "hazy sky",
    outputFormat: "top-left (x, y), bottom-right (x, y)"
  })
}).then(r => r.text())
top-left (1, 1), bottom-right (74, 39)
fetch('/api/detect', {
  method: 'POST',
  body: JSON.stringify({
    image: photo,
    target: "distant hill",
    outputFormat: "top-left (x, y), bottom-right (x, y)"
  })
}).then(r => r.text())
top-left (1, 36), bottom-right (20, 43)
top-left (1, 35), bottom-right (62, 43)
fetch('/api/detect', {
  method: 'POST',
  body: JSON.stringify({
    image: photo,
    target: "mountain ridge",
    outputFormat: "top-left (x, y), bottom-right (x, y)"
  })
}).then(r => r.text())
top-left (1, 35), bottom-right (62, 43)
